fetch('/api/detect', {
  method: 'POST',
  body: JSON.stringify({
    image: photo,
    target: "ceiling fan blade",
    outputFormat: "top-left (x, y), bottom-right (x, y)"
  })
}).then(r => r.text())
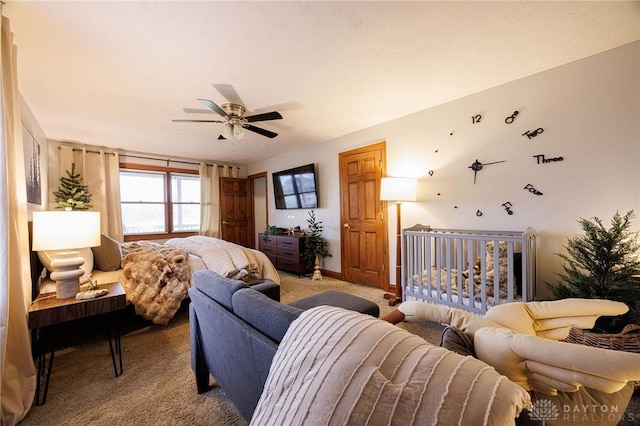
top-left (172, 119), bottom-right (224, 123)
top-left (253, 101), bottom-right (303, 114)
top-left (245, 111), bottom-right (283, 122)
top-left (212, 84), bottom-right (244, 105)
top-left (198, 98), bottom-right (228, 118)
top-left (245, 124), bottom-right (278, 139)
top-left (182, 107), bottom-right (215, 114)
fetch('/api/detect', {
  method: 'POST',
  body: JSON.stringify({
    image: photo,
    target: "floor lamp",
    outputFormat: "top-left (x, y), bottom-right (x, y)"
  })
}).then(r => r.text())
top-left (380, 177), bottom-right (417, 306)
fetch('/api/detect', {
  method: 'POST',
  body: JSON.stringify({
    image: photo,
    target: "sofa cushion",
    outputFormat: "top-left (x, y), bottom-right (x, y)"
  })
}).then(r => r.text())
top-left (193, 270), bottom-right (248, 311)
top-left (232, 289), bottom-right (303, 343)
top-left (289, 290), bottom-right (380, 317)
top-left (92, 233), bottom-right (122, 271)
top-left (251, 306), bottom-right (530, 426)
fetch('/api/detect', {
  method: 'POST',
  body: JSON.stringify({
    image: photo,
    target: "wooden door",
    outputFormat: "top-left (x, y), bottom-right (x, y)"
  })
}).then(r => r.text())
top-left (339, 142), bottom-right (388, 289)
top-left (220, 177), bottom-right (254, 247)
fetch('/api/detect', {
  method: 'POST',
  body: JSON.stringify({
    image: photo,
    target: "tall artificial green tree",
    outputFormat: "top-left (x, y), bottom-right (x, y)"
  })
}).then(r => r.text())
top-left (53, 163), bottom-right (92, 210)
top-left (548, 210), bottom-right (640, 331)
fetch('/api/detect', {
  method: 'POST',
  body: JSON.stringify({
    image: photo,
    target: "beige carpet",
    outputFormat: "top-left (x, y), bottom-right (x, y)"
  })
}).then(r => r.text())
top-left (19, 272), bottom-right (444, 426)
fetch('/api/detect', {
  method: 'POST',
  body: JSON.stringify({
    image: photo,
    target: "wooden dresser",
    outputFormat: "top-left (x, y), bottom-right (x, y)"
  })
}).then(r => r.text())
top-left (258, 233), bottom-right (312, 276)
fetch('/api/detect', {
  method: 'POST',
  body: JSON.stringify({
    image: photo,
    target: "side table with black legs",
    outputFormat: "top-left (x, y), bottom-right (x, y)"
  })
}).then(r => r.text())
top-left (28, 281), bottom-right (127, 405)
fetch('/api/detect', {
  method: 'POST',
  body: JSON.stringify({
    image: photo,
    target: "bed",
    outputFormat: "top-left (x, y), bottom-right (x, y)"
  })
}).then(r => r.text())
top-left (35, 235), bottom-right (280, 324)
top-left (402, 224), bottom-right (536, 315)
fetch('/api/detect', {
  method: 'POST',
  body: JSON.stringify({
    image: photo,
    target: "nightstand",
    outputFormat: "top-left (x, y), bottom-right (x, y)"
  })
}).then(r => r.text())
top-left (28, 281), bottom-right (127, 405)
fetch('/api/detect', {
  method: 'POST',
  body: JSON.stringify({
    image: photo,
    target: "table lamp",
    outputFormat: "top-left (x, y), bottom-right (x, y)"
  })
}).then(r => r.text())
top-left (32, 210), bottom-right (101, 299)
top-left (380, 177), bottom-right (417, 305)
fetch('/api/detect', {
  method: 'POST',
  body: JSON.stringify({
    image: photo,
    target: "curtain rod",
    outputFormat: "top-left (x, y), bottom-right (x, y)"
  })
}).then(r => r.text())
top-left (58, 146), bottom-right (238, 169)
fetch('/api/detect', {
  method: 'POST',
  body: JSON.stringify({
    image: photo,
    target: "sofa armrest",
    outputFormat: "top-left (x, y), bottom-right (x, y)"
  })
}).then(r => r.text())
top-left (192, 270), bottom-right (249, 310)
top-left (232, 289), bottom-right (303, 343)
top-left (250, 280), bottom-right (280, 302)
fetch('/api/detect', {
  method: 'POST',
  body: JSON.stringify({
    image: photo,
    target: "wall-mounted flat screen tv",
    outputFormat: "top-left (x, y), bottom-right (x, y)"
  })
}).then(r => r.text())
top-left (273, 163), bottom-right (318, 209)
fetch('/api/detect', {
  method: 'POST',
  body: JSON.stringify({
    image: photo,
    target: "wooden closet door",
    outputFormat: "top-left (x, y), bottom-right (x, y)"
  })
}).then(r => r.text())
top-left (339, 142), bottom-right (388, 289)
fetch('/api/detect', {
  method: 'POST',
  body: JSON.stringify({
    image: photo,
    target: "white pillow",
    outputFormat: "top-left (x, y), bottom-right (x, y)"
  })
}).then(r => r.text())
top-left (38, 247), bottom-right (94, 278)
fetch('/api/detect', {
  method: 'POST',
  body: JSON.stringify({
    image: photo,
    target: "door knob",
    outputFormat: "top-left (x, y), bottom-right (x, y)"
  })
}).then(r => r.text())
top-left (222, 221), bottom-right (229, 224)
top-left (343, 223), bottom-right (350, 228)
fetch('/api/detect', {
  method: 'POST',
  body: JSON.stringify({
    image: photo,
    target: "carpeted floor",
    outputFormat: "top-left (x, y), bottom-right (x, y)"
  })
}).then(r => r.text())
top-left (18, 271), bottom-right (639, 425)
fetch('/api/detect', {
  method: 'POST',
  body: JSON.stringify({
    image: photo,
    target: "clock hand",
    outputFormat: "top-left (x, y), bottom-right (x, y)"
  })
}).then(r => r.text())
top-left (469, 159), bottom-right (506, 184)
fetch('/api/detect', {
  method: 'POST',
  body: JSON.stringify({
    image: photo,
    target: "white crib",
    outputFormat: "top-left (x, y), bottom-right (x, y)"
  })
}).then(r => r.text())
top-left (402, 224), bottom-right (536, 315)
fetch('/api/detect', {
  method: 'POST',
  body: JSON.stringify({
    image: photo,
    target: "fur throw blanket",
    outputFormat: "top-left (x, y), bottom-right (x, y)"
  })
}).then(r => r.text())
top-left (121, 241), bottom-right (191, 325)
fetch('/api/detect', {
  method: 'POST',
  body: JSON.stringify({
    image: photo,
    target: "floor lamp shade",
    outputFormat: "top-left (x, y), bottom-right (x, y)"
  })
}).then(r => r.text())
top-left (32, 211), bottom-right (101, 299)
top-left (380, 177), bottom-right (417, 202)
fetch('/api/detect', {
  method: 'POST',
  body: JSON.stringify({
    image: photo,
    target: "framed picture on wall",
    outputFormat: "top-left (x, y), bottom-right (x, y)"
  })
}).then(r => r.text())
top-left (23, 123), bottom-right (42, 205)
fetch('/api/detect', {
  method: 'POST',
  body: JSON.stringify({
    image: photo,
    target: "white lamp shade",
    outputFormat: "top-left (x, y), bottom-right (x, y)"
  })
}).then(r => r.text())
top-left (32, 211), bottom-right (101, 251)
top-left (380, 177), bottom-right (417, 202)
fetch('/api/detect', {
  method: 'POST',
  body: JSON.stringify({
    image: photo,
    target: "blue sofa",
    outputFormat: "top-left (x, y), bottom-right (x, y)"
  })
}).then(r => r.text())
top-left (188, 270), bottom-right (379, 421)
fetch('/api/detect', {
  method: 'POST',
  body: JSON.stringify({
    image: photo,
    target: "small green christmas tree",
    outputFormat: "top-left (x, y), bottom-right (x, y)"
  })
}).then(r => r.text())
top-left (302, 210), bottom-right (332, 261)
top-left (53, 163), bottom-right (92, 210)
top-left (548, 210), bottom-right (640, 331)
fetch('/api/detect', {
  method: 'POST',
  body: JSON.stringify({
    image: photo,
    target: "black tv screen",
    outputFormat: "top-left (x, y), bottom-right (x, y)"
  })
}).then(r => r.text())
top-left (273, 163), bottom-right (318, 209)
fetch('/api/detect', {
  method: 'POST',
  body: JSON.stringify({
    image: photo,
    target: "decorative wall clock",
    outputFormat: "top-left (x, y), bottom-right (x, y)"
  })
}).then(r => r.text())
top-left (433, 108), bottom-right (565, 217)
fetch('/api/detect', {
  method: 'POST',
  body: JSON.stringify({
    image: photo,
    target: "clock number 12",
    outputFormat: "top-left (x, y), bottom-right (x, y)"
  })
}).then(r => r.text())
top-left (471, 114), bottom-right (482, 124)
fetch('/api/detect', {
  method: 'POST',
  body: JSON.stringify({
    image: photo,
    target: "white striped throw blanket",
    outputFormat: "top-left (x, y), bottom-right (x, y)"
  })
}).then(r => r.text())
top-left (252, 306), bottom-right (531, 426)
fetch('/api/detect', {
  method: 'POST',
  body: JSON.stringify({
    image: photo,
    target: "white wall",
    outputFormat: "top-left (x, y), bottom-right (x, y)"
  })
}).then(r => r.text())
top-left (248, 41), bottom-right (640, 297)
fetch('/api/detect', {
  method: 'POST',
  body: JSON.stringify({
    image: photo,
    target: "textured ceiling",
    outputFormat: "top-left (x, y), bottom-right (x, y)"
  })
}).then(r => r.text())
top-left (4, 1), bottom-right (640, 164)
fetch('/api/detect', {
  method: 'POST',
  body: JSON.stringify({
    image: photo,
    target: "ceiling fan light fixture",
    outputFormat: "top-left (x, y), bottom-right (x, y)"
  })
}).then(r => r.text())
top-left (233, 123), bottom-right (245, 140)
top-left (221, 122), bottom-right (234, 139)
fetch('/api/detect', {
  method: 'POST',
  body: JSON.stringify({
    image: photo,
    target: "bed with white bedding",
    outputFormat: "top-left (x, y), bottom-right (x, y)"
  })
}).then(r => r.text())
top-left (36, 235), bottom-right (280, 324)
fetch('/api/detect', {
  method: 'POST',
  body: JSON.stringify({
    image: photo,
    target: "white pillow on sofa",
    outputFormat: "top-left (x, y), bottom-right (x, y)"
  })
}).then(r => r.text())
top-left (37, 247), bottom-right (94, 278)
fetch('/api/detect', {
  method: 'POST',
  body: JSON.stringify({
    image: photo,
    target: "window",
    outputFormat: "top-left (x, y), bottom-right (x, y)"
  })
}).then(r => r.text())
top-left (120, 164), bottom-right (200, 240)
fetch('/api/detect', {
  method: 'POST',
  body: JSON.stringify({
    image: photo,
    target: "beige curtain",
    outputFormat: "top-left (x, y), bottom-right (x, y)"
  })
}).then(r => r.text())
top-left (57, 146), bottom-right (123, 241)
top-left (199, 162), bottom-right (220, 237)
top-left (0, 15), bottom-right (37, 425)
top-left (199, 164), bottom-right (239, 237)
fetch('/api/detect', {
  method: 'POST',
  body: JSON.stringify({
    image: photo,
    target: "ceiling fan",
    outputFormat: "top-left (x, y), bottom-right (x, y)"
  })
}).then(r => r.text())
top-left (172, 88), bottom-right (283, 139)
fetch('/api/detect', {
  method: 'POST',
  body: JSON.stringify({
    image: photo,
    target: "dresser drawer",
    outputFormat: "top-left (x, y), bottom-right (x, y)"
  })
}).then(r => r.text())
top-left (276, 237), bottom-right (301, 259)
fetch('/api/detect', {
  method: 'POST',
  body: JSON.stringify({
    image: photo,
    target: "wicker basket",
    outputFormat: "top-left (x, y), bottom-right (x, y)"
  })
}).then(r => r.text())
top-left (561, 324), bottom-right (640, 353)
